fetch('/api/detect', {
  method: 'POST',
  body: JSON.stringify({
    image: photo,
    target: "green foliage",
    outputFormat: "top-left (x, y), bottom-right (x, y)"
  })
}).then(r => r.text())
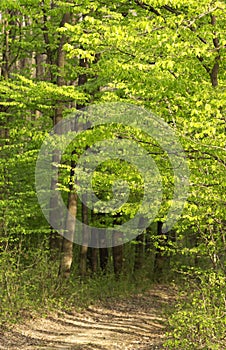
top-left (0, 243), bottom-right (58, 324)
top-left (165, 271), bottom-right (226, 349)
top-left (0, 0), bottom-right (225, 336)
top-left (58, 273), bottom-right (148, 309)
top-left (0, 243), bottom-right (152, 325)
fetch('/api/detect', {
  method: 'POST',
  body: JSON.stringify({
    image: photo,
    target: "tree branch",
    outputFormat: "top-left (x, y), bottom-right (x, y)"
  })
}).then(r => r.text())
top-left (134, 0), bottom-right (161, 16)
top-left (162, 5), bottom-right (180, 15)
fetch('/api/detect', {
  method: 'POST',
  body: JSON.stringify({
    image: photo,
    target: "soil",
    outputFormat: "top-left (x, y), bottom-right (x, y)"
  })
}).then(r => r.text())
top-left (0, 285), bottom-right (176, 350)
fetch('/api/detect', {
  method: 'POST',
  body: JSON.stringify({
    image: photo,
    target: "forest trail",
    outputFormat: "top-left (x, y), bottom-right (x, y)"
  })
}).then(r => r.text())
top-left (0, 285), bottom-right (176, 350)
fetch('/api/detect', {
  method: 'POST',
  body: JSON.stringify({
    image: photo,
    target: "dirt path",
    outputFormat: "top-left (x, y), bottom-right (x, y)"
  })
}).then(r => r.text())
top-left (0, 285), bottom-right (175, 350)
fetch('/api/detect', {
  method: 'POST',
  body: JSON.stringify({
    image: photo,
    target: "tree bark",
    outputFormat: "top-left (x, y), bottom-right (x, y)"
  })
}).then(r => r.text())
top-left (76, 54), bottom-right (90, 273)
top-left (79, 199), bottom-right (90, 277)
top-left (99, 228), bottom-right (109, 273)
top-left (48, 12), bottom-right (70, 258)
top-left (210, 15), bottom-right (220, 88)
top-left (87, 212), bottom-right (99, 274)
top-left (134, 232), bottom-right (145, 271)
top-left (59, 155), bottom-right (77, 278)
top-left (1, 12), bottom-right (10, 79)
top-left (58, 192), bottom-right (77, 278)
top-left (88, 244), bottom-right (98, 274)
top-left (153, 221), bottom-right (169, 281)
top-left (112, 232), bottom-right (123, 277)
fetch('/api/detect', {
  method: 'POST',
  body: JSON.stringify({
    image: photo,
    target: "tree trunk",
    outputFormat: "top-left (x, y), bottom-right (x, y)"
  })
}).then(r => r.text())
top-left (145, 226), bottom-right (152, 255)
top-left (210, 15), bottom-right (220, 88)
top-left (59, 148), bottom-right (77, 278)
top-left (1, 12), bottom-right (10, 79)
top-left (87, 212), bottom-right (99, 274)
top-left (112, 232), bottom-right (123, 277)
top-left (134, 232), bottom-right (145, 271)
top-left (88, 245), bottom-right (98, 274)
top-left (99, 229), bottom-right (109, 273)
top-left (48, 13), bottom-right (70, 258)
top-left (79, 198), bottom-right (90, 277)
top-left (58, 191), bottom-right (77, 278)
top-left (153, 221), bottom-right (169, 281)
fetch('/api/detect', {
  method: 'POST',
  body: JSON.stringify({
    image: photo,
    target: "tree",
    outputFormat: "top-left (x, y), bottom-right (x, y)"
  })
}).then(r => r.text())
top-left (0, 0), bottom-right (225, 323)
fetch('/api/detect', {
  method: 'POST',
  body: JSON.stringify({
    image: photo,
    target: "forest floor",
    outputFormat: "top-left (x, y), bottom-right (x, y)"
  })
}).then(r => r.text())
top-left (0, 285), bottom-right (176, 350)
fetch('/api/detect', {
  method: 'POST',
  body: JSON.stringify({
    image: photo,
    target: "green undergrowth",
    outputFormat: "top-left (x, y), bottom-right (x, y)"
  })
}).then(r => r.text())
top-left (164, 270), bottom-right (226, 350)
top-left (55, 272), bottom-right (152, 311)
top-left (0, 250), bottom-right (155, 326)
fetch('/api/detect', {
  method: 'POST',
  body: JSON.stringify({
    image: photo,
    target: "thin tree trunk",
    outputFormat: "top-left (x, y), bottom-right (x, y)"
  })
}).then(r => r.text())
top-left (58, 192), bottom-right (77, 278)
top-left (153, 221), bottom-right (169, 281)
top-left (145, 226), bottom-right (152, 255)
top-left (0, 11), bottom-right (13, 249)
top-left (59, 156), bottom-right (77, 278)
top-left (48, 13), bottom-right (70, 258)
top-left (35, 53), bottom-right (45, 119)
top-left (134, 217), bottom-right (147, 271)
top-left (112, 232), bottom-right (123, 277)
top-left (59, 49), bottom-right (88, 276)
top-left (1, 13), bottom-right (10, 79)
top-left (134, 232), bottom-right (144, 271)
top-left (87, 212), bottom-right (99, 274)
top-left (210, 15), bottom-right (220, 88)
top-left (99, 227), bottom-right (109, 273)
top-left (79, 198), bottom-right (90, 277)
top-left (88, 244), bottom-right (98, 274)
top-left (77, 55), bottom-right (89, 273)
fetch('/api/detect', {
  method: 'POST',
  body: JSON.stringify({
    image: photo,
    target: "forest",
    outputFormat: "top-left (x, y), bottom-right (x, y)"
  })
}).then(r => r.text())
top-left (0, 0), bottom-right (225, 349)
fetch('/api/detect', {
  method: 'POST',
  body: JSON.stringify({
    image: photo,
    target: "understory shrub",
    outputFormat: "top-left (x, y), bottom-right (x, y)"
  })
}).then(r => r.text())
top-left (165, 270), bottom-right (226, 349)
